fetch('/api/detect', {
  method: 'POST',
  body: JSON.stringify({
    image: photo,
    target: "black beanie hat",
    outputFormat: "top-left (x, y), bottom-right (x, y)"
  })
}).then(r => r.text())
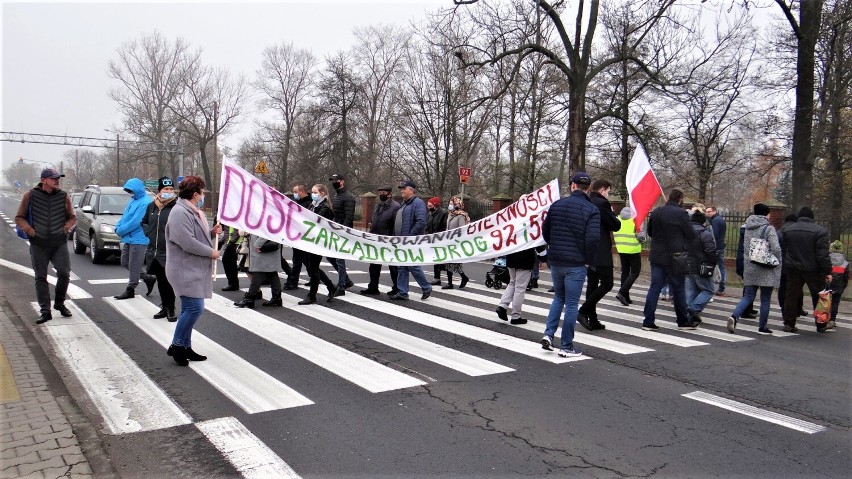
top-left (798, 206), bottom-right (814, 219)
top-left (753, 203), bottom-right (770, 216)
top-left (691, 211), bottom-right (706, 224)
top-left (158, 176), bottom-right (174, 192)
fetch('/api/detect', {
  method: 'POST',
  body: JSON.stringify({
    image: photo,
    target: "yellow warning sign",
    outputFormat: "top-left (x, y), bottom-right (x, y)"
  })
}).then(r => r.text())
top-left (255, 161), bottom-right (269, 175)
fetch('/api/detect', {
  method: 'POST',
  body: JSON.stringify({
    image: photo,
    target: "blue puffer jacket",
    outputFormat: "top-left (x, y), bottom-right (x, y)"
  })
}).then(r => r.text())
top-left (542, 190), bottom-right (600, 267)
top-left (115, 178), bottom-right (152, 245)
top-left (396, 196), bottom-right (428, 236)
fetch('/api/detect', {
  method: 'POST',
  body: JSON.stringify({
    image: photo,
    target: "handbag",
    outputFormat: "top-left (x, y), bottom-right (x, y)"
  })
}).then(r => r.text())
top-left (698, 263), bottom-right (715, 277)
top-left (259, 240), bottom-right (279, 253)
top-left (748, 225), bottom-right (780, 268)
top-left (813, 287), bottom-right (832, 324)
top-left (15, 198), bottom-right (33, 240)
top-left (671, 252), bottom-right (689, 274)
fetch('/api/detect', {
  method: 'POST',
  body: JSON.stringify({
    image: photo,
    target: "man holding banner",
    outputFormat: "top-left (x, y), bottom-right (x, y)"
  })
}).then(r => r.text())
top-left (390, 180), bottom-right (433, 301)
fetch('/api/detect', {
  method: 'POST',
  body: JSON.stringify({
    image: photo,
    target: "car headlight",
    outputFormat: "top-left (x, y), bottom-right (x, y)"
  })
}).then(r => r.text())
top-left (99, 224), bottom-right (115, 234)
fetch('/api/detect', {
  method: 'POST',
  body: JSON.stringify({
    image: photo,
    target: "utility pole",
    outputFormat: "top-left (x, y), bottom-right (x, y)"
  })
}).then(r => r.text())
top-left (212, 101), bottom-right (219, 210)
top-left (116, 133), bottom-right (120, 186)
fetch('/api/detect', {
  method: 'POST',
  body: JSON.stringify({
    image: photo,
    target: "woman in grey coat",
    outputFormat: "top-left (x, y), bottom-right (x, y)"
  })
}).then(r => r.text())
top-left (727, 203), bottom-right (782, 335)
top-left (164, 176), bottom-right (221, 366)
top-left (233, 235), bottom-right (282, 308)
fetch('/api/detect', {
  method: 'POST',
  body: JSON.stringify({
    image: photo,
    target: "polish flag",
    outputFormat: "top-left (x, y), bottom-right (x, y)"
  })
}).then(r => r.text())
top-left (626, 145), bottom-right (662, 232)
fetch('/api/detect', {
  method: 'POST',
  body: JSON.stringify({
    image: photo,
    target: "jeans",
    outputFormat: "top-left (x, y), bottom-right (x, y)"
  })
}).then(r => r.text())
top-left (617, 253), bottom-right (641, 297)
top-left (172, 296), bottom-right (204, 348)
top-left (644, 263), bottom-right (690, 326)
top-left (499, 268), bottom-right (532, 320)
top-left (531, 257), bottom-right (541, 280)
top-left (733, 285), bottom-right (774, 328)
top-left (396, 266), bottom-right (432, 298)
top-left (327, 257), bottom-right (349, 287)
top-left (716, 249), bottom-right (727, 292)
top-left (543, 265), bottom-right (586, 350)
top-left (120, 243), bottom-right (147, 290)
top-left (685, 273), bottom-right (715, 314)
top-left (581, 266), bottom-right (613, 319)
top-left (30, 242), bottom-right (71, 314)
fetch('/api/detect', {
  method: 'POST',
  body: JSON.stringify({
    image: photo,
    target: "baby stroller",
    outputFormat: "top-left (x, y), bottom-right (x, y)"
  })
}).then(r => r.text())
top-left (485, 257), bottom-right (510, 289)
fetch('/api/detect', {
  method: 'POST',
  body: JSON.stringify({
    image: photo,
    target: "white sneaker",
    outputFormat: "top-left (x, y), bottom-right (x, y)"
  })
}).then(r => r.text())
top-left (540, 336), bottom-right (553, 351)
top-left (557, 347), bottom-right (583, 358)
top-left (726, 316), bottom-right (737, 334)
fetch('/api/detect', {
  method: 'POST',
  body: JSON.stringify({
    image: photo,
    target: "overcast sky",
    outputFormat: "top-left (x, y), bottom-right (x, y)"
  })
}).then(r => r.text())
top-left (0, 0), bottom-right (446, 174)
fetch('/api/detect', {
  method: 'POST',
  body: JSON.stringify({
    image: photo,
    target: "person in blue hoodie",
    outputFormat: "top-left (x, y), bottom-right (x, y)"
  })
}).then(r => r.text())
top-left (114, 177), bottom-right (152, 299)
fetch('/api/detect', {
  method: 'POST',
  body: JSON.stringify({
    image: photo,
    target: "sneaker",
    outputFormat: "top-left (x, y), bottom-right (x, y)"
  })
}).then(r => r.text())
top-left (783, 325), bottom-right (799, 333)
top-left (615, 293), bottom-right (629, 306)
top-left (441, 283), bottom-right (454, 289)
top-left (421, 289), bottom-right (432, 300)
top-left (757, 327), bottom-right (773, 335)
top-left (678, 321), bottom-right (699, 330)
top-left (557, 347), bottom-right (583, 358)
top-left (576, 312), bottom-right (593, 331)
top-left (715, 291), bottom-right (727, 297)
top-left (826, 320), bottom-right (836, 330)
top-left (726, 316), bottom-right (737, 334)
top-left (496, 306), bottom-right (508, 321)
top-left (541, 336), bottom-right (553, 351)
top-left (510, 318), bottom-right (527, 325)
top-left (641, 323), bottom-right (659, 331)
top-left (689, 312), bottom-right (702, 325)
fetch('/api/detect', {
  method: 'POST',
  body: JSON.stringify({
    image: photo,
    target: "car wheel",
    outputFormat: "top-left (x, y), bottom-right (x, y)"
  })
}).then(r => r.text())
top-left (90, 235), bottom-right (105, 264)
top-left (73, 231), bottom-right (87, 254)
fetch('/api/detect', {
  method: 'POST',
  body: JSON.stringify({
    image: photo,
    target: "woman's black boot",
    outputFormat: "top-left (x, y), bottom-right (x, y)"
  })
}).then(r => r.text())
top-left (234, 294), bottom-right (256, 309)
top-left (185, 348), bottom-right (207, 361)
top-left (169, 345), bottom-right (189, 366)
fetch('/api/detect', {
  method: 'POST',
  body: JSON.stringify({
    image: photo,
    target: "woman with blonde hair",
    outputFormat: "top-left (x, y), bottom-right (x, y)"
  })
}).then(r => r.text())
top-left (298, 184), bottom-right (338, 304)
top-left (443, 196), bottom-right (470, 289)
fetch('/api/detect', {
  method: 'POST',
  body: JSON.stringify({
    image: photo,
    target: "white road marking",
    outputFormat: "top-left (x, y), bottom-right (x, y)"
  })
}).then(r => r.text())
top-left (30, 301), bottom-right (192, 434)
top-left (197, 417), bottom-right (301, 479)
top-left (339, 287), bottom-right (590, 364)
top-left (207, 294), bottom-right (426, 392)
top-left (1, 258), bottom-right (92, 298)
top-left (106, 297), bottom-right (314, 413)
top-left (683, 391), bottom-right (826, 434)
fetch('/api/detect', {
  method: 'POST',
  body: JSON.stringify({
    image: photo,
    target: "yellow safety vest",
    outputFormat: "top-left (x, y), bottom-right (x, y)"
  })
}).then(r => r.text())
top-left (614, 217), bottom-right (642, 254)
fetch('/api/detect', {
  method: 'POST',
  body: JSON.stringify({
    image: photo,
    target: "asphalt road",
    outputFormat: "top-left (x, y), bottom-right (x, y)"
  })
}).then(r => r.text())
top-left (1, 191), bottom-right (849, 478)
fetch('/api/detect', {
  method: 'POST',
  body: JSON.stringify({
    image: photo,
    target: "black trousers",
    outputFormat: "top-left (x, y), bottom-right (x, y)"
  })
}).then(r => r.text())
top-left (30, 242), bottom-right (71, 314)
top-left (777, 269), bottom-right (804, 314)
top-left (617, 253), bottom-right (641, 297)
top-left (783, 269), bottom-right (825, 327)
top-left (305, 252), bottom-right (335, 298)
top-left (580, 266), bottom-right (614, 319)
top-left (368, 263), bottom-right (398, 292)
top-left (221, 243), bottom-right (239, 287)
top-left (287, 249), bottom-right (305, 286)
top-left (147, 257), bottom-right (175, 309)
top-left (247, 271), bottom-right (281, 299)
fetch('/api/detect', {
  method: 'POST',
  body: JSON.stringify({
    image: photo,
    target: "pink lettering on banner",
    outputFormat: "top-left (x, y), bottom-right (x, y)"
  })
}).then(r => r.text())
top-left (219, 165), bottom-right (247, 223)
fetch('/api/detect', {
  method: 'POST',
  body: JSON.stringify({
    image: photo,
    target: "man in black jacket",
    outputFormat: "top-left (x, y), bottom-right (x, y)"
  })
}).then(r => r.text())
top-left (578, 179), bottom-right (621, 331)
top-left (328, 174), bottom-right (356, 295)
top-left (642, 188), bottom-right (698, 330)
top-left (361, 186), bottom-right (401, 295)
top-left (426, 197), bottom-right (449, 285)
top-left (781, 206), bottom-right (831, 332)
top-left (284, 184), bottom-right (314, 289)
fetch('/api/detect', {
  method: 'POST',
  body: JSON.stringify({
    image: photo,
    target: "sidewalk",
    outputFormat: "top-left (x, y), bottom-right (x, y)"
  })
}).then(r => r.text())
top-left (0, 297), bottom-right (96, 479)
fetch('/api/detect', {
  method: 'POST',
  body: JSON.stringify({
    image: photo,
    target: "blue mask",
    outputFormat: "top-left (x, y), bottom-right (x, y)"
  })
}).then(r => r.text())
top-left (293, 193), bottom-right (300, 200)
top-left (160, 193), bottom-right (174, 200)
top-left (311, 193), bottom-right (320, 202)
top-left (197, 196), bottom-right (205, 209)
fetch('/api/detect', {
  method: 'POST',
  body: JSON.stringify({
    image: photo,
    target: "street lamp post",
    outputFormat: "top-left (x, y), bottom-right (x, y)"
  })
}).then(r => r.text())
top-left (116, 133), bottom-right (120, 186)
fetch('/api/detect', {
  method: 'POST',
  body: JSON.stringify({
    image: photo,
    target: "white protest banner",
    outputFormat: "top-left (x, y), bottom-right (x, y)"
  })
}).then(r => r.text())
top-left (218, 158), bottom-right (559, 266)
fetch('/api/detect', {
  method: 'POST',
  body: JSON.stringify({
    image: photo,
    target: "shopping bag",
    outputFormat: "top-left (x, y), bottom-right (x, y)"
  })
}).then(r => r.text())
top-left (813, 288), bottom-right (832, 324)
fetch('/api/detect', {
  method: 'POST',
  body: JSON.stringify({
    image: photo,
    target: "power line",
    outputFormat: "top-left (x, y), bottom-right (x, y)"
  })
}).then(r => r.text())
top-left (0, 131), bottom-right (177, 153)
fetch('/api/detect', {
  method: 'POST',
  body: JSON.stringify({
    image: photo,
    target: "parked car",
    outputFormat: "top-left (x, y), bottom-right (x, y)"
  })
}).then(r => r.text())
top-left (66, 192), bottom-right (85, 240)
top-left (73, 185), bottom-right (153, 263)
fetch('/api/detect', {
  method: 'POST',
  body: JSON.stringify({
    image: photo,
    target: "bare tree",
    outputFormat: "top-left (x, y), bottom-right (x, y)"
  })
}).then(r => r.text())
top-left (63, 149), bottom-right (101, 189)
top-left (314, 52), bottom-right (362, 182)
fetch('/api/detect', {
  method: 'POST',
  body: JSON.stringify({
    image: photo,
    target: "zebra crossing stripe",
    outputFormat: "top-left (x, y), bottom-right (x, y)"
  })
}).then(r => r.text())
top-left (338, 289), bottom-right (589, 364)
top-left (197, 417), bottom-right (302, 479)
top-left (30, 301), bottom-right (192, 434)
top-left (272, 292), bottom-right (514, 377)
top-left (462, 282), bottom-right (709, 347)
top-left (409, 288), bottom-right (655, 355)
top-left (0, 258), bottom-right (92, 299)
top-left (683, 391), bottom-right (826, 434)
top-left (106, 297), bottom-right (314, 413)
top-left (206, 294), bottom-right (426, 392)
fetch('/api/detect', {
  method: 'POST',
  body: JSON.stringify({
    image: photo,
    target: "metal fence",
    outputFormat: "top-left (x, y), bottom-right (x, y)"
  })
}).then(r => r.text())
top-left (718, 212), bottom-right (851, 259)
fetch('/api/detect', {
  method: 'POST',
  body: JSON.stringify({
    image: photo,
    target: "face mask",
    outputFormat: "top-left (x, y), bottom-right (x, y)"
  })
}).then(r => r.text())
top-left (448, 204), bottom-right (455, 211)
top-left (311, 193), bottom-right (320, 202)
top-left (332, 182), bottom-right (342, 190)
top-left (197, 195), bottom-right (205, 209)
top-left (292, 193), bottom-right (300, 200)
top-left (378, 194), bottom-right (389, 202)
top-left (160, 193), bottom-right (174, 200)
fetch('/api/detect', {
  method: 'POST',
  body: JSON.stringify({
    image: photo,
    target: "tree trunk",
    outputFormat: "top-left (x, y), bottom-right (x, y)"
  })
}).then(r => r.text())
top-left (568, 87), bottom-right (586, 173)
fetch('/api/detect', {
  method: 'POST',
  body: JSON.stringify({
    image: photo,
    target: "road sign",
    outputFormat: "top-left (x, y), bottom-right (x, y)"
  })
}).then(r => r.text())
top-left (15, 181), bottom-right (21, 188)
top-left (459, 166), bottom-right (471, 184)
top-left (144, 179), bottom-right (159, 190)
top-left (255, 161), bottom-right (269, 175)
